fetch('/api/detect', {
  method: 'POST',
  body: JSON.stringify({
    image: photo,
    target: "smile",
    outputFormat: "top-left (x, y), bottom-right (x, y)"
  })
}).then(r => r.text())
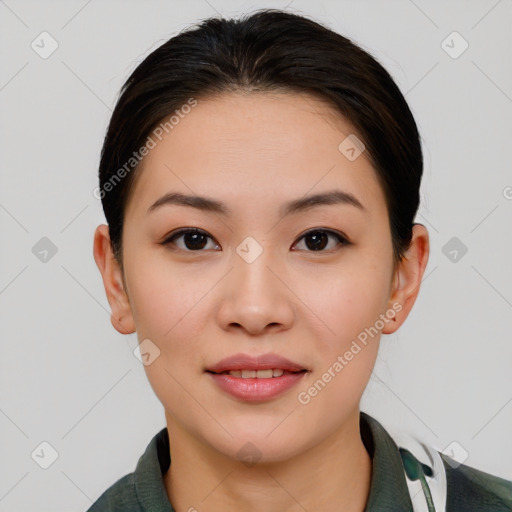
top-left (205, 353), bottom-right (309, 402)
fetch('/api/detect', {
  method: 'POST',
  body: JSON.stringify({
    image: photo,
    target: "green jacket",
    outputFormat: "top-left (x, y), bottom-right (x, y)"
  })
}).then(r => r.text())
top-left (87, 412), bottom-right (512, 511)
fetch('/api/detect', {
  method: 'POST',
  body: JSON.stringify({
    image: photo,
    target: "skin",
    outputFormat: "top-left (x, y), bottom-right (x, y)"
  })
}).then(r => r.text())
top-left (93, 90), bottom-right (429, 512)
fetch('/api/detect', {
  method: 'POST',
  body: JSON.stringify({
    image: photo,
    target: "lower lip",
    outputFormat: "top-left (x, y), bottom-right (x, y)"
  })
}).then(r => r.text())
top-left (208, 371), bottom-right (307, 402)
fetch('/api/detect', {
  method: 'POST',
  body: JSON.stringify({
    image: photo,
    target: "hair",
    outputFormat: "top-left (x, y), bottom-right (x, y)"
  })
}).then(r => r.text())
top-left (98, 8), bottom-right (423, 273)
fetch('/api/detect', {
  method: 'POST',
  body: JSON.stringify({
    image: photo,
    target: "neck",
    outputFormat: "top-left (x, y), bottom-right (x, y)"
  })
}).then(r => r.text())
top-left (163, 409), bottom-right (372, 512)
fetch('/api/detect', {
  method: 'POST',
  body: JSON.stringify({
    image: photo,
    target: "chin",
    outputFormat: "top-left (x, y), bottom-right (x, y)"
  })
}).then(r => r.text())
top-left (202, 423), bottom-right (313, 465)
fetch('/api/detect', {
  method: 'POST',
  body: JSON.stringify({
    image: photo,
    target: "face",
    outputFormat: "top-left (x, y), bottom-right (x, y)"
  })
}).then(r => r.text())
top-left (95, 91), bottom-right (425, 463)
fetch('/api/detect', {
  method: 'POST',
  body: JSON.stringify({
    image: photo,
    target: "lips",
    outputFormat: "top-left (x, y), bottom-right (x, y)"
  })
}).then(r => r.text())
top-left (206, 353), bottom-right (307, 374)
top-left (206, 353), bottom-right (308, 402)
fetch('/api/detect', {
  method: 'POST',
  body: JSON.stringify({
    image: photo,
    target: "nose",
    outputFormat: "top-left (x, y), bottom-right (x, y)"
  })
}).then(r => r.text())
top-left (216, 248), bottom-right (295, 337)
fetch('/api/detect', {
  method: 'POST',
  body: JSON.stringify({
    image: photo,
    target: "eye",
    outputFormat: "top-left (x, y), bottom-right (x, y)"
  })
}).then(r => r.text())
top-left (292, 229), bottom-right (351, 252)
top-left (161, 227), bottom-right (350, 253)
top-left (161, 228), bottom-right (219, 252)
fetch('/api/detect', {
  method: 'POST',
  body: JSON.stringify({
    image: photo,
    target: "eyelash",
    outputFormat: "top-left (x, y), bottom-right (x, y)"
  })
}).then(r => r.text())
top-left (161, 228), bottom-right (351, 253)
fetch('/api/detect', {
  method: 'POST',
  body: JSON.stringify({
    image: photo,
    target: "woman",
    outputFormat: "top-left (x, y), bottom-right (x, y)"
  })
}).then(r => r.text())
top-left (90, 8), bottom-right (512, 512)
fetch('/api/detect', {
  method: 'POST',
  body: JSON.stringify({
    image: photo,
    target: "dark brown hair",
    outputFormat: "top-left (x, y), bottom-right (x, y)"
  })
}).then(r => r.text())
top-left (97, 8), bottom-right (423, 272)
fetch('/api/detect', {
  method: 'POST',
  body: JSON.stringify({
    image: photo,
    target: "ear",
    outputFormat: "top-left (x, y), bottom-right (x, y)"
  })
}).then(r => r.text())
top-left (93, 224), bottom-right (136, 335)
top-left (382, 223), bottom-right (429, 334)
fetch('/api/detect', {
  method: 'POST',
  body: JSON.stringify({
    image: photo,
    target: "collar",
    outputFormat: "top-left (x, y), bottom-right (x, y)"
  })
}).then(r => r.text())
top-left (360, 411), bottom-right (414, 511)
top-left (133, 411), bottom-right (414, 511)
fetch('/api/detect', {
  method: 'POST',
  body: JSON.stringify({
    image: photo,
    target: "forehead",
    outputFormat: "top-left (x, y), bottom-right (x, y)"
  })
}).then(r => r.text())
top-left (124, 91), bottom-right (385, 220)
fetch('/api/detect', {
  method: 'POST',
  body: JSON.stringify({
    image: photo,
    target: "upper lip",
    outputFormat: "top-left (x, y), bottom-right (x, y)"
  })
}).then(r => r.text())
top-left (206, 353), bottom-right (307, 373)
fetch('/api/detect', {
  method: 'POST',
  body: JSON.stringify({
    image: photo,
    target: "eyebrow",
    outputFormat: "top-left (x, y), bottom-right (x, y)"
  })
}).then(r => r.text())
top-left (146, 189), bottom-right (366, 217)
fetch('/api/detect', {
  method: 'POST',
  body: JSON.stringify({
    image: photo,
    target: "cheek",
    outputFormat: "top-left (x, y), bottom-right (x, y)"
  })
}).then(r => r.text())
top-left (296, 257), bottom-right (392, 346)
top-left (293, 268), bottom-right (387, 420)
top-left (124, 246), bottom-right (213, 339)
top-left (130, 268), bottom-right (210, 408)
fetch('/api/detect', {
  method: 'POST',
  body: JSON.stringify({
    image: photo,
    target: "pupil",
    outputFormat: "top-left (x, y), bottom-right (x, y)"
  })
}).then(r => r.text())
top-left (186, 232), bottom-right (207, 250)
top-left (307, 231), bottom-right (327, 251)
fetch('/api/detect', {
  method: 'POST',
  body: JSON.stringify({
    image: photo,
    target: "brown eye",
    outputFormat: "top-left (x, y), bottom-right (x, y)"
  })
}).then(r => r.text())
top-left (162, 228), bottom-right (219, 251)
top-left (293, 229), bottom-right (350, 252)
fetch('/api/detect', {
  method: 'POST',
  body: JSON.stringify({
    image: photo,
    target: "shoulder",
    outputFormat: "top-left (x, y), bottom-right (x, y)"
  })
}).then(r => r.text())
top-left (366, 411), bottom-right (512, 512)
top-left (85, 426), bottom-right (171, 512)
top-left (441, 453), bottom-right (512, 511)
top-left (86, 472), bottom-right (140, 512)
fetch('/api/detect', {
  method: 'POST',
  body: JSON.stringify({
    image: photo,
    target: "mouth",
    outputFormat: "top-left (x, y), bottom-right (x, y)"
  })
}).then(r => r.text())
top-left (207, 368), bottom-right (306, 378)
top-left (205, 352), bottom-right (308, 375)
top-left (205, 353), bottom-right (308, 402)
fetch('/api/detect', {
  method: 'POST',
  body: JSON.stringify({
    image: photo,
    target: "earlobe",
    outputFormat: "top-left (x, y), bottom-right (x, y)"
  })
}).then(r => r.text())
top-left (382, 223), bottom-right (430, 335)
top-left (93, 224), bottom-right (136, 335)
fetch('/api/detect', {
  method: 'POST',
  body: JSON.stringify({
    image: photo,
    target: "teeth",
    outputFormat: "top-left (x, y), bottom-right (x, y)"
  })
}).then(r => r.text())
top-left (255, 369), bottom-right (273, 378)
top-left (227, 369), bottom-right (287, 378)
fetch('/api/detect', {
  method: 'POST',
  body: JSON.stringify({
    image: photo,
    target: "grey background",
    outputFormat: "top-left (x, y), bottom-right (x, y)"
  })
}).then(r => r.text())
top-left (1, 0), bottom-right (511, 510)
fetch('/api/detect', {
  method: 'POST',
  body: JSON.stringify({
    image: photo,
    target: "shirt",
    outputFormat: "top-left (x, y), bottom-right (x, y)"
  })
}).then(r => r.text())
top-left (87, 411), bottom-right (512, 511)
